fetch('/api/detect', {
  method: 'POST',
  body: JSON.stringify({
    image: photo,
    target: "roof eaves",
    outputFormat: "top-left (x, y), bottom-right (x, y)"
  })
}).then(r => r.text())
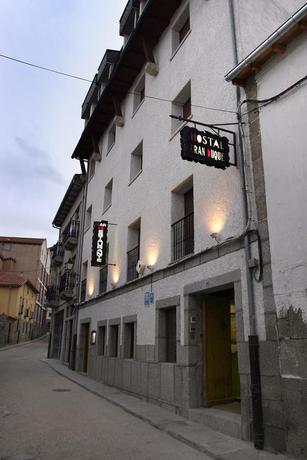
top-left (225, 4), bottom-right (307, 85)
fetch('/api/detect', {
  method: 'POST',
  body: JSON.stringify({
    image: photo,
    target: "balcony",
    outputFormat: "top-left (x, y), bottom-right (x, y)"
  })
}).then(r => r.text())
top-left (171, 212), bottom-right (194, 262)
top-left (62, 220), bottom-right (80, 250)
top-left (127, 245), bottom-right (139, 282)
top-left (52, 243), bottom-right (64, 266)
top-left (59, 271), bottom-right (77, 300)
top-left (46, 286), bottom-right (60, 308)
top-left (120, 0), bottom-right (139, 37)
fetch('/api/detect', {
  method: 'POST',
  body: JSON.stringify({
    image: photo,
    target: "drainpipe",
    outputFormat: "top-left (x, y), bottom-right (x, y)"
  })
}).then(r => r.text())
top-left (228, 0), bottom-right (264, 449)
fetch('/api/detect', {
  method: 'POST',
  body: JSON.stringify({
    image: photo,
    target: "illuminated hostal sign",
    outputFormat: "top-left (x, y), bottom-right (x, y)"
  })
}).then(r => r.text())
top-left (91, 220), bottom-right (108, 266)
top-left (180, 126), bottom-right (230, 170)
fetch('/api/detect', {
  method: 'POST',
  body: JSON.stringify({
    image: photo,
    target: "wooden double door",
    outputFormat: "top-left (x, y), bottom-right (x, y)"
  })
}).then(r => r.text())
top-left (203, 292), bottom-right (240, 406)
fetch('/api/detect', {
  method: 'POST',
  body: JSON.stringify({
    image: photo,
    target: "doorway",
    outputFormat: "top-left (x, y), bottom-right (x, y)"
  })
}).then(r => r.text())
top-left (202, 289), bottom-right (240, 410)
top-left (80, 322), bottom-right (90, 373)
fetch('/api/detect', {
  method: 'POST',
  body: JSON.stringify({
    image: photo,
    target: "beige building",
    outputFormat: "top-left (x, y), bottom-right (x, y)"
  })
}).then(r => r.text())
top-left (0, 270), bottom-right (37, 346)
top-left (0, 236), bottom-right (50, 337)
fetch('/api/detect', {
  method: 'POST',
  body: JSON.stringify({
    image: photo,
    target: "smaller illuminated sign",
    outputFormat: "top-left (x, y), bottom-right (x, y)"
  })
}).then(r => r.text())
top-left (91, 220), bottom-right (108, 267)
top-left (180, 126), bottom-right (230, 170)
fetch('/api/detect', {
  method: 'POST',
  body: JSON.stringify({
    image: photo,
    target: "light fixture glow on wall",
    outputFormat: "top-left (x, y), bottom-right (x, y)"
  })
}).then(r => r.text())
top-left (90, 330), bottom-right (96, 345)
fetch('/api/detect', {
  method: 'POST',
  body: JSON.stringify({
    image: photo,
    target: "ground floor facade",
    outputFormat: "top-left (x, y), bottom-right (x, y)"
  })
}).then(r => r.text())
top-left (49, 235), bottom-right (307, 458)
top-left (76, 241), bottom-right (262, 443)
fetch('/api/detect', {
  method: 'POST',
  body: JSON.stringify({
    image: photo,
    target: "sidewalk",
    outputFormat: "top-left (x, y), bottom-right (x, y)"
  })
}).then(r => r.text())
top-left (42, 358), bottom-right (294, 460)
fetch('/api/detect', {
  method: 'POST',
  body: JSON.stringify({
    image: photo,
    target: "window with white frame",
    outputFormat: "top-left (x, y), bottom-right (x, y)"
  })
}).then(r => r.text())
top-left (85, 205), bottom-right (92, 231)
top-left (130, 141), bottom-right (143, 182)
top-left (103, 179), bottom-right (113, 211)
top-left (133, 74), bottom-right (145, 113)
top-left (171, 81), bottom-right (191, 133)
top-left (172, 3), bottom-right (190, 54)
top-left (107, 124), bottom-right (116, 152)
top-left (89, 158), bottom-right (95, 179)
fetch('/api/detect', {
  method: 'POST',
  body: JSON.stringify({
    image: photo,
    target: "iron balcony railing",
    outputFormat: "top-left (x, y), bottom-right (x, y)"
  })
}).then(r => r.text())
top-left (59, 271), bottom-right (76, 297)
top-left (99, 266), bottom-right (108, 294)
top-left (52, 243), bottom-right (64, 264)
top-left (171, 212), bottom-right (194, 262)
top-left (46, 286), bottom-right (59, 302)
top-left (62, 220), bottom-right (80, 244)
top-left (127, 245), bottom-right (139, 282)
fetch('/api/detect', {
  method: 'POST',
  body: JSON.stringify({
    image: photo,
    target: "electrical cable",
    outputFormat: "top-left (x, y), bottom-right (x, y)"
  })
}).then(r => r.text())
top-left (0, 53), bottom-right (92, 83)
top-left (239, 74), bottom-right (307, 116)
top-left (0, 52), bottom-right (237, 115)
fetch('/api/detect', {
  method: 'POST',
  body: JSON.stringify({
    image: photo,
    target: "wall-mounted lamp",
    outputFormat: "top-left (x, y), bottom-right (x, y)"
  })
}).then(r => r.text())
top-left (147, 265), bottom-right (154, 272)
top-left (66, 259), bottom-right (74, 271)
top-left (210, 232), bottom-right (222, 243)
top-left (90, 330), bottom-right (96, 345)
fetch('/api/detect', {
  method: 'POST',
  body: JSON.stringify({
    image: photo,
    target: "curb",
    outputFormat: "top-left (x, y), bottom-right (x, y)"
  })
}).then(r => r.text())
top-left (41, 358), bottom-right (220, 459)
top-left (0, 334), bottom-right (48, 352)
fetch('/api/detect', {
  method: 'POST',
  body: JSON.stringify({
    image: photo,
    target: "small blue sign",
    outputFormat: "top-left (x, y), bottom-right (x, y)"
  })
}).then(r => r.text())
top-left (144, 291), bottom-right (154, 306)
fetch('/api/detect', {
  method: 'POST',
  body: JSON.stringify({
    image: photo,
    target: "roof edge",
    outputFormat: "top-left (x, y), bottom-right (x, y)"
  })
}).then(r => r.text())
top-left (225, 4), bottom-right (307, 83)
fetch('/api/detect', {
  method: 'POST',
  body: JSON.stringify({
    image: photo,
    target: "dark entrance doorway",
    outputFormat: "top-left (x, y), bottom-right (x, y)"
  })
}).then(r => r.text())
top-left (52, 310), bottom-right (64, 359)
top-left (80, 323), bottom-right (90, 373)
top-left (202, 289), bottom-right (240, 408)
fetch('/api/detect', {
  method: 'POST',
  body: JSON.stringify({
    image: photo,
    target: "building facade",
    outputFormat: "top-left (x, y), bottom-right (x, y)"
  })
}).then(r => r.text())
top-left (225, 5), bottom-right (307, 457)
top-left (48, 174), bottom-right (86, 366)
top-left (49, 1), bottom-right (307, 458)
top-left (0, 270), bottom-right (37, 346)
top-left (0, 236), bottom-right (50, 338)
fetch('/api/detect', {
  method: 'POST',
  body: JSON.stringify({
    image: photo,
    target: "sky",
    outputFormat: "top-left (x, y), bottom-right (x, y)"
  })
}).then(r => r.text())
top-left (0, 0), bottom-right (127, 247)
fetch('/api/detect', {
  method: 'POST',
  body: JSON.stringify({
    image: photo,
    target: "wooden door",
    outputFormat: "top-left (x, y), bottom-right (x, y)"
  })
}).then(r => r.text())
top-left (203, 296), bottom-right (232, 405)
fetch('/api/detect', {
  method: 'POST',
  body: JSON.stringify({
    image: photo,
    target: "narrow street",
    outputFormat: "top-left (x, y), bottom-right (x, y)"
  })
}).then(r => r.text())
top-left (0, 338), bottom-right (210, 460)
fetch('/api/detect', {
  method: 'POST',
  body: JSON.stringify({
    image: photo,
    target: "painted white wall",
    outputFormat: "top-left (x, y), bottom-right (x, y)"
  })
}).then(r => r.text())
top-left (78, 0), bottom-right (271, 344)
top-left (84, 0), bottom-right (243, 296)
top-left (253, 33), bottom-right (307, 319)
top-left (234, 0), bottom-right (306, 62)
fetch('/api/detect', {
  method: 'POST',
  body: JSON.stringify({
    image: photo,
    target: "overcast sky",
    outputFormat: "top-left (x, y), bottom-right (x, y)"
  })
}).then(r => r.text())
top-left (0, 0), bottom-right (126, 246)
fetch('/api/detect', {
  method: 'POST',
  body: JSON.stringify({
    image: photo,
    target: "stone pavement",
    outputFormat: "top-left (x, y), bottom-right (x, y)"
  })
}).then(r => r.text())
top-left (42, 358), bottom-right (294, 460)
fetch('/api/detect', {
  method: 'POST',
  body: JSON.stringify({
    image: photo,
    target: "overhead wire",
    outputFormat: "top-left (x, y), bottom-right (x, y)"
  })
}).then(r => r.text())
top-left (0, 51), bottom-right (237, 115)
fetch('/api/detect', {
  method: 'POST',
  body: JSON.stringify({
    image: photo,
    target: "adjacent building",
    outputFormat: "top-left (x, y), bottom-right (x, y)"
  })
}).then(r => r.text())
top-left (225, 5), bottom-right (307, 456)
top-left (49, 1), bottom-right (307, 458)
top-left (0, 263), bottom-right (38, 346)
top-left (0, 236), bottom-right (50, 338)
top-left (48, 173), bottom-right (86, 366)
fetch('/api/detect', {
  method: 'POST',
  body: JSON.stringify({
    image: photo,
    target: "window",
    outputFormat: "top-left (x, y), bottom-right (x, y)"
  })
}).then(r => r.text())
top-left (158, 306), bottom-right (177, 363)
top-left (127, 218), bottom-right (141, 282)
top-left (103, 179), bottom-right (113, 211)
top-left (97, 325), bottom-right (106, 356)
top-left (124, 322), bottom-right (136, 359)
top-left (109, 324), bottom-right (119, 357)
top-left (171, 176), bottom-right (194, 261)
top-left (81, 261), bottom-right (87, 302)
top-left (129, 141), bottom-right (143, 182)
top-left (85, 205), bottom-right (92, 232)
top-left (171, 81), bottom-right (191, 133)
top-left (172, 4), bottom-right (190, 54)
top-left (133, 74), bottom-right (145, 113)
top-left (89, 158), bottom-right (95, 178)
top-left (107, 124), bottom-right (116, 152)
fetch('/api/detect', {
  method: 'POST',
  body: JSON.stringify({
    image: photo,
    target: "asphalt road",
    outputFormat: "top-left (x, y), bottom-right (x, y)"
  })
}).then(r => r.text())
top-left (0, 338), bottom-right (210, 460)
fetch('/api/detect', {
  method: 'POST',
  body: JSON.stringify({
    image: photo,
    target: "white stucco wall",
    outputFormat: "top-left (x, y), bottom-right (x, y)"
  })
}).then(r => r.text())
top-left (253, 33), bottom-right (307, 320)
top-left (78, 0), bottom-right (270, 344)
top-left (234, 0), bottom-right (306, 61)
top-left (84, 0), bottom-right (243, 295)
